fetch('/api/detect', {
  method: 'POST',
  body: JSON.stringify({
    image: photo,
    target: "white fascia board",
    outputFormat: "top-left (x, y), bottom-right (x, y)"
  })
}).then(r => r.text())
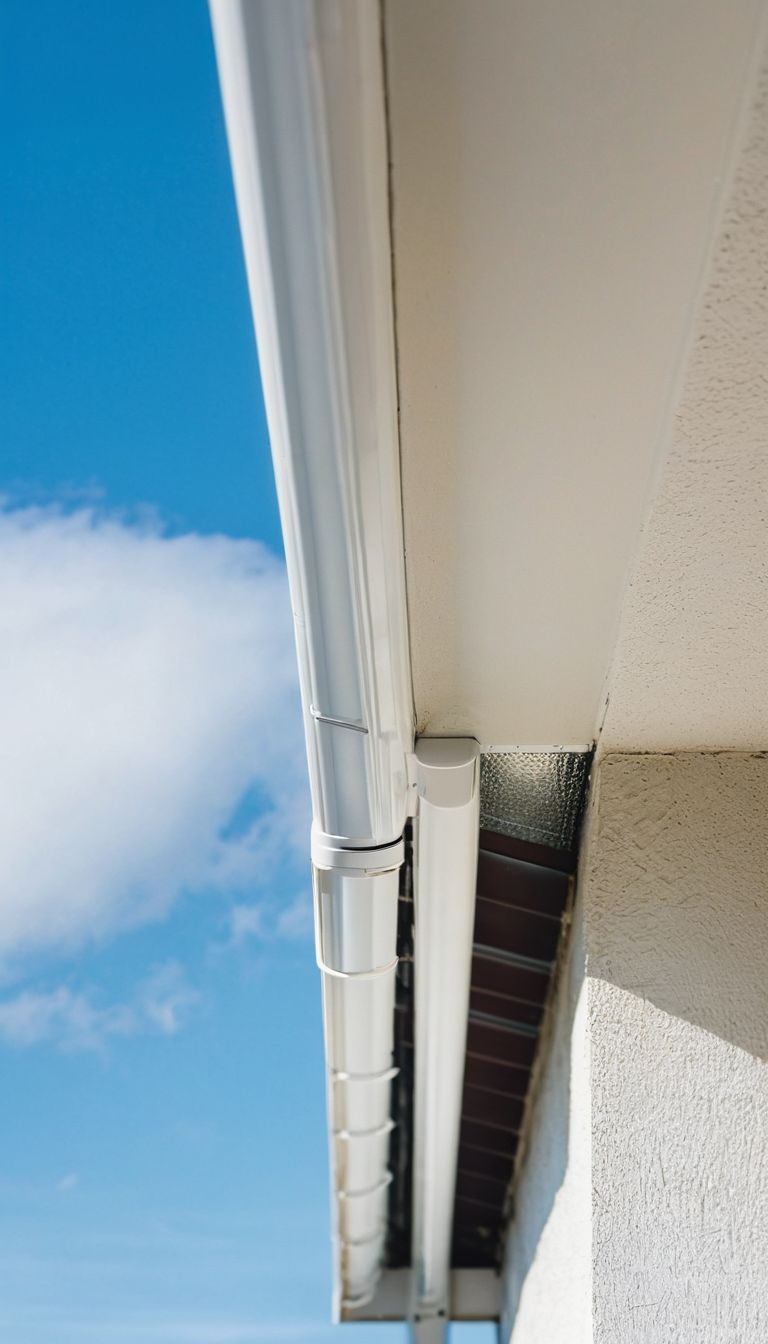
top-left (209, 0), bottom-right (413, 849)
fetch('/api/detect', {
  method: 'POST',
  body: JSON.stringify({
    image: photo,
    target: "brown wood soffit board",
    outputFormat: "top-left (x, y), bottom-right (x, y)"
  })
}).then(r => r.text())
top-left (452, 828), bottom-right (576, 1269)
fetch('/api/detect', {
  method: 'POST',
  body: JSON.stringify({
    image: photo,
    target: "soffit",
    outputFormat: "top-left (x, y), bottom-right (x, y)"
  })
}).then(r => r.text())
top-left (384, 0), bottom-right (765, 746)
top-left (600, 60), bottom-right (768, 751)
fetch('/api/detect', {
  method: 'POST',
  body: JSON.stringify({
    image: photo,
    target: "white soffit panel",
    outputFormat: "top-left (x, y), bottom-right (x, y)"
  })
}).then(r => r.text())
top-left (600, 56), bottom-right (768, 752)
top-left (384, 0), bottom-right (766, 746)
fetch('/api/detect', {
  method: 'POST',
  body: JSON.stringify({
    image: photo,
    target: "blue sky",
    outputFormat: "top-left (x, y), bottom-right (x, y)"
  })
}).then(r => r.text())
top-left (0, 3), bottom-right (493, 1341)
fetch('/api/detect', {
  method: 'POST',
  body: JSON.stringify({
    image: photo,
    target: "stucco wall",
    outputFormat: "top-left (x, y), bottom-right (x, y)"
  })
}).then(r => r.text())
top-left (503, 753), bottom-right (768, 1343)
top-left (501, 906), bottom-right (592, 1344)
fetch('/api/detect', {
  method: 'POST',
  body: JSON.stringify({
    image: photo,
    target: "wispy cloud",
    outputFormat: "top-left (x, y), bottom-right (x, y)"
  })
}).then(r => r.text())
top-left (274, 894), bottom-right (313, 941)
top-left (228, 903), bottom-right (265, 945)
top-left (138, 961), bottom-right (199, 1036)
top-left (0, 986), bottom-right (133, 1051)
top-left (0, 961), bottom-right (199, 1053)
top-left (224, 893), bottom-right (313, 950)
top-left (0, 504), bottom-right (309, 972)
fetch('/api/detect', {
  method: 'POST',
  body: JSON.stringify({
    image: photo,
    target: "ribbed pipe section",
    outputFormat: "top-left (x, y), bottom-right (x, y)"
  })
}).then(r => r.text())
top-left (314, 840), bottom-right (404, 1307)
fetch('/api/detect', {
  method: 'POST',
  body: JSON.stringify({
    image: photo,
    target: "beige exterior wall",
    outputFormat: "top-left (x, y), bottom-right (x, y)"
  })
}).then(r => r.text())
top-left (503, 753), bottom-right (768, 1344)
top-left (502, 904), bottom-right (592, 1344)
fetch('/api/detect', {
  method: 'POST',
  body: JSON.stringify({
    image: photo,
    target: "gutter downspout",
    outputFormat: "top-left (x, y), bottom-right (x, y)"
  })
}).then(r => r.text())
top-left (209, 0), bottom-right (413, 1311)
top-left (211, 4), bottom-right (482, 1329)
top-left (410, 740), bottom-right (480, 1340)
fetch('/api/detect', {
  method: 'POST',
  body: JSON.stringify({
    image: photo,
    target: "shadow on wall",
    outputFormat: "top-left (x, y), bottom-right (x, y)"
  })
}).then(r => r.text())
top-left (500, 888), bottom-right (587, 1342)
top-left (585, 752), bottom-right (768, 1063)
top-left (584, 752), bottom-right (768, 1344)
top-left (502, 751), bottom-right (768, 1344)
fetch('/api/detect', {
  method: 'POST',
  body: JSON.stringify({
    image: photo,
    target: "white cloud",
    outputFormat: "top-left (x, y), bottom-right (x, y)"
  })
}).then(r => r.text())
top-left (227, 903), bottom-right (264, 945)
top-left (225, 893), bottom-right (312, 948)
top-left (0, 505), bottom-right (309, 969)
top-left (56, 1173), bottom-right (79, 1193)
top-left (0, 961), bottom-right (199, 1053)
top-left (138, 961), bottom-right (199, 1036)
top-left (0, 986), bottom-right (132, 1051)
top-left (273, 893), bottom-right (313, 940)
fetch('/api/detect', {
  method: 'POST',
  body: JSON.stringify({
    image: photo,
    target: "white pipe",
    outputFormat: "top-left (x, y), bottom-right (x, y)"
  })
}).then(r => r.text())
top-left (208, 0), bottom-right (412, 849)
top-left (209, 0), bottom-right (413, 1313)
top-left (315, 836), bottom-right (404, 1308)
top-left (410, 740), bottom-right (481, 1340)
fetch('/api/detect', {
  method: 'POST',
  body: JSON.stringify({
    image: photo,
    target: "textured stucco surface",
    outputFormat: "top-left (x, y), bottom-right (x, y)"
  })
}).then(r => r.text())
top-left (502, 908), bottom-right (592, 1344)
top-left (601, 62), bottom-right (768, 750)
top-left (585, 755), bottom-right (768, 1059)
top-left (587, 754), bottom-right (768, 1343)
top-left (503, 753), bottom-right (768, 1343)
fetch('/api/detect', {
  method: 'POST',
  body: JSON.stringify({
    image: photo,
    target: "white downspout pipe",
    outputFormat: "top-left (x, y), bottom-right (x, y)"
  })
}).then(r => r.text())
top-left (212, 4), bottom-right (482, 1327)
top-left (209, 0), bottom-right (413, 1313)
top-left (314, 834), bottom-right (404, 1307)
top-left (410, 739), bottom-right (481, 1341)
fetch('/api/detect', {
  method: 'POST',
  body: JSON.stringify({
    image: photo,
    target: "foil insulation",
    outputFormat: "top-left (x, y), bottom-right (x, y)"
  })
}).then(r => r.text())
top-left (479, 750), bottom-right (591, 851)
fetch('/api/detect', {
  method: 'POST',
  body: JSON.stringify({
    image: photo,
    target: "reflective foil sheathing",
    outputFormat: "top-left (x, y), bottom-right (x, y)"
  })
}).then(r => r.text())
top-left (479, 751), bottom-right (590, 850)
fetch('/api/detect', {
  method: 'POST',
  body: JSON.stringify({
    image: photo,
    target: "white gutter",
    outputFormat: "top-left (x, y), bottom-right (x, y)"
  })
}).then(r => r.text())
top-left (209, 0), bottom-right (412, 1313)
top-left (208, 0), bottom-right (412, 849)
top-left (210, 1), bottom-right (481, 1327)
